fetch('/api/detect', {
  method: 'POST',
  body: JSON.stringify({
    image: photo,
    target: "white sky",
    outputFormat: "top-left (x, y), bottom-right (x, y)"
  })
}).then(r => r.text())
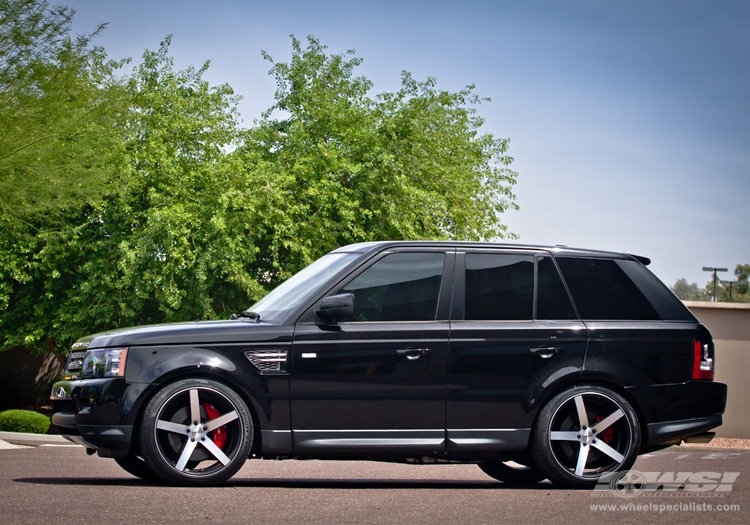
top-left (65, 0), bottom-right (750, 288)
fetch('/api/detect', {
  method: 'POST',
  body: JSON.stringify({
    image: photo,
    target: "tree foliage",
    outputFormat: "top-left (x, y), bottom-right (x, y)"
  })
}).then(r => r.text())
top-left (245, 36), bottom-right (517, 276)
top-left (0, 20), bottom-right (519, 356)
top-left (712, 264), bottom-right (750, 303)
top-left (672, 264), bottom-right (750, 303)
top-left (0, 0), bottom-right (127, 353)
top-left (0, 0), bottom-right (127, 233)
top-left (671, 278), bottom-right (709, 301)
top-left (1, 36), bottom-right (258, 351)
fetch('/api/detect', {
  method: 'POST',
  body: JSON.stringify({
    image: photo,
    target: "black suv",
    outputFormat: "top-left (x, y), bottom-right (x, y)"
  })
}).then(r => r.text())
top-left (51, 242), bottom-right (727, 488)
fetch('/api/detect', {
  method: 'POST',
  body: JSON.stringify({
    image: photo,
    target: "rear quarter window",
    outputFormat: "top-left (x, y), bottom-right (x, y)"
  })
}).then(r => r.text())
top-left (556, 257), bottom-right (660, 320)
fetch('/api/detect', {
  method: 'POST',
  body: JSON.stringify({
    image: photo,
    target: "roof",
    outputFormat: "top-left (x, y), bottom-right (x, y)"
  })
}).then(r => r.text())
top-left (331, 240), bottom-right (651, 265)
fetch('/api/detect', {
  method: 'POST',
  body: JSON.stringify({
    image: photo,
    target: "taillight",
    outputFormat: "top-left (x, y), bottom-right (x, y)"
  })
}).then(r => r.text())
top-left (692, 340), bottom-right (714, 380)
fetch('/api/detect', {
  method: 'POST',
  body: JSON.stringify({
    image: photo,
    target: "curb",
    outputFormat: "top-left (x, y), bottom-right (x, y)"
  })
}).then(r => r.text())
top-left (0, 431), bottom-right (73, 448)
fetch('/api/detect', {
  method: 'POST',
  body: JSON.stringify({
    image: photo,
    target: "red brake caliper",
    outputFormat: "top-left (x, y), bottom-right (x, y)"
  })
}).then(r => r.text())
top-left (594, 415), bottom-right (614, 443)
top-left (202, 403), bottom-right (227, 449)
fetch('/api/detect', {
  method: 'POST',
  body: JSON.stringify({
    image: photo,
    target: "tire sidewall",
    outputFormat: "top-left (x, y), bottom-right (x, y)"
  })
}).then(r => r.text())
top-left (530, 384), bottom-right (641, 489)
top-left (139, 377), bottom-right (253, 486)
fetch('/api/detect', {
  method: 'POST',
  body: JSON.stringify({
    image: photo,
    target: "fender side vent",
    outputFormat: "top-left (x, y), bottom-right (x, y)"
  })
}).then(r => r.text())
top-left (244, 350), bottom-right (288, 374)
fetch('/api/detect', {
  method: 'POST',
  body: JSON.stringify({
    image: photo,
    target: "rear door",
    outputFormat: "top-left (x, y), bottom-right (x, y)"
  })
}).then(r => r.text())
top-left (290, 248), bottom-right (453, 453)
top-left (446, 250), bottom-right (588, 451)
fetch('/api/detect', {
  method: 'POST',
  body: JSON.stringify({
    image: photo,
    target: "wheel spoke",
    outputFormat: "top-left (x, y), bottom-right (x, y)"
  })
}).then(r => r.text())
top-left (574, 395), bottom-right (589, 428)
top-left (175, 438), bottom-right (199, 471)
top-left (205, 410), bottom-right (238, 432)
top-left (592, 439), bottom-right (625, 463)
top-left (201, 437), bottom-right (232, 465)
top-left (591, 408), bottom-right (624, 434)
top-left (574, 443), bottom-right (590, 476)
top-left (550, 431), bottom-right (580, 441)
top-left (189, 388), bottom-right (201, 424)
top-left (156, 419), bottom-right (189, 434)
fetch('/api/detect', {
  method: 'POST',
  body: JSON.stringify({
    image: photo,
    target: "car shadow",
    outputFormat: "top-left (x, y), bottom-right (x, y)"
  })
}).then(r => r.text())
top-left (13, 476), bottom-right (557, 490)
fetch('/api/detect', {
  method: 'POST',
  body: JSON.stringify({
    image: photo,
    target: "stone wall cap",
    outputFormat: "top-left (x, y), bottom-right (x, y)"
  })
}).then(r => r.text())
top-left (683, 300), bottom-right (750, 310)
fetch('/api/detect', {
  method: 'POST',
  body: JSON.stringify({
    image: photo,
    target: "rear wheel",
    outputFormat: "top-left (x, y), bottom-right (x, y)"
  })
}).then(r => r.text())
top-left (530, 385), bottom-right (640, 489)
top-left (139, 378), bottom-right (253, 486)
top-left (478, 460), bottom-right (546, 484)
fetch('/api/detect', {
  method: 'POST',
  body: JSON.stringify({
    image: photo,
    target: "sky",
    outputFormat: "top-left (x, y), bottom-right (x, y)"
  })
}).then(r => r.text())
top-left (64, 0), bottom-right (750, 288)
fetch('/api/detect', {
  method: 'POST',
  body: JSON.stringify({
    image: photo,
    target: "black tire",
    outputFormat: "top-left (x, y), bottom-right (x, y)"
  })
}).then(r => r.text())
top-left (530, 385), bottom-right (641, 489)
top-left (478, 460), bottom-right (546, 484)
top-left (139, 378), bottom-right (254, 486)
top-left (114, 454), bottom-right (157, 480)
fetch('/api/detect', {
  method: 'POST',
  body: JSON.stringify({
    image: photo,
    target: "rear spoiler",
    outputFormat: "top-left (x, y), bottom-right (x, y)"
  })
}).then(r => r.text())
top-left (629, 254), bottom-right (651, 266)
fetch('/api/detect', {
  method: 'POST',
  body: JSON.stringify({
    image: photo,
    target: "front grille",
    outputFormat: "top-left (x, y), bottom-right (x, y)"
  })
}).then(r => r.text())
top-left (243, 350), bottom-right (288, 374)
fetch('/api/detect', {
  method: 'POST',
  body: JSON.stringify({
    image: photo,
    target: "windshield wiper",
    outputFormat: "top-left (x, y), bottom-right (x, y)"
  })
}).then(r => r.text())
top-left (230, 311), bottom-right (261, 323)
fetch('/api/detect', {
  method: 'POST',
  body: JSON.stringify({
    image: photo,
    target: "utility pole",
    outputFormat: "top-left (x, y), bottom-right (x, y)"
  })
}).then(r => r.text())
top-left (721, 279), bottom-right (735, 301)
top-left (703, 267), bottom-right (728, 302)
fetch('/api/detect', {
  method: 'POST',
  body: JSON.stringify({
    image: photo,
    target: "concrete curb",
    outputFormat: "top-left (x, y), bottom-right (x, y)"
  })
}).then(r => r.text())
top-left (0, 439), bottom-right (30, 450)
top-left (0, 431), bottom-right (73, 449)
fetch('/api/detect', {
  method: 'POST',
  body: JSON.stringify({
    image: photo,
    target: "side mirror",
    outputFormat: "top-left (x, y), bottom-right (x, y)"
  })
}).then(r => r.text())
top-left (315, 293), bottom-right (355, 323)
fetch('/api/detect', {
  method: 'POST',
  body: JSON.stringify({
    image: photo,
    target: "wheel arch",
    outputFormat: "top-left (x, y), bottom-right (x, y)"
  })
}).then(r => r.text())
top-left (125, 367), bottom-right (266, 456)
top-left (531, 375), bottom-right (649, 450)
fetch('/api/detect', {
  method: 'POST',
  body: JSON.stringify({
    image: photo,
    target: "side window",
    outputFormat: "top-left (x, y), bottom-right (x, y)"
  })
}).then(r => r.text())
top-left (537, 256), bottom-right (577, 320)
top-left (465, 253), bottom-right (533, 320)
top-left (556, 257), bottom-right (659, 320)
top-left (341, 252), bottom-right (444, 322)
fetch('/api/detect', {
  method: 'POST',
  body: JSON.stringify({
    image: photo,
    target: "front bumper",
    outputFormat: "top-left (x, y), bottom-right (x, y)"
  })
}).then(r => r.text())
top-left (51, 377), bottom-right (144, 457)
top-left (51, 411), bottom-right (133, 456)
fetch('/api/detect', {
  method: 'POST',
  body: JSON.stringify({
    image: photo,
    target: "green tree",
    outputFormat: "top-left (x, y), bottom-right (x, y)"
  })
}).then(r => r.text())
top-left (1, 34), bottom-right (520, 357)
top-left (712, 264), bottom-right (750, 303)
top-left (0, 0), bottom-right (127, 356)
top-left (242, 35), bottom-right (518, 280)
top-left (0, 37), bottom-right (264, 354)
top-left (0, 0), bottom-right (127, 232)
top-left (671, 278), bottom-right (708, 301)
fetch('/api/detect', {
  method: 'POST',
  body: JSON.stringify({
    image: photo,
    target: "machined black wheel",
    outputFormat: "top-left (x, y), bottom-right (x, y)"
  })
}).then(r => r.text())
top-left (139, 378), bottom-right (253, 486)
top-left (478, 459), bottom-right (546, 484)
top-left (114, 454), bottom-right (157, 480)
top-left (530, 385), bottom-right (641, 489)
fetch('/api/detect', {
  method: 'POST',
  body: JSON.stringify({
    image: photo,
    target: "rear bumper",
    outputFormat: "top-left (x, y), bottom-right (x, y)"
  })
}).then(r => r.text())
top-left (626, 381), bottom-right (727, 447)
top-left (646, 416), bottom-right (723, 447)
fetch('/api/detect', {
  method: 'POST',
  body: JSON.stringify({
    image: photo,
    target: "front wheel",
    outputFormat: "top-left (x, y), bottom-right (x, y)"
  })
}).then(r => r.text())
top-left (139, 378), bottom-right (254, 486)
top-left (530, 385), bottom-right (641, 489)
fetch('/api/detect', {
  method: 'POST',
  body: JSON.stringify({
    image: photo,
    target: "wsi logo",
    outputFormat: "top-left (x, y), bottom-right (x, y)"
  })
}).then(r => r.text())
top-left (593, 470), bottom-right (741, 498)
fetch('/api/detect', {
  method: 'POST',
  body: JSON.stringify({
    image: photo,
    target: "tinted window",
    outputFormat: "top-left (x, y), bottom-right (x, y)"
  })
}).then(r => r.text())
top-left (341, 252), bottom-right (444, 321)
top-left (537, 256), bottom-right (577, 320)
top-left (556, 257), bottom-right (659, 320)
top-left (465, 254), bottom-right (533, 320)
top-left (617, 259), bottom-right (695, 321)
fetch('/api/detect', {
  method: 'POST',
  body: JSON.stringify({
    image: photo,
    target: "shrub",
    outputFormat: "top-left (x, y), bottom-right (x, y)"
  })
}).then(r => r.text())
top-left (0, 409), bottom-right (51, 434)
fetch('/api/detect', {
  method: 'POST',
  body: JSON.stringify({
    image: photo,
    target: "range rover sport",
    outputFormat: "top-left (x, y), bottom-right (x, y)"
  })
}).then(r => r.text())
top-left (51, 241), bottom-right (727, 488)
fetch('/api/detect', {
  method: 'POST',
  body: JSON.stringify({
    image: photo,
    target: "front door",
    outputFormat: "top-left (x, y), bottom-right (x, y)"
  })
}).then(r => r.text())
top-left (290, 249), bottom-right (452, 453)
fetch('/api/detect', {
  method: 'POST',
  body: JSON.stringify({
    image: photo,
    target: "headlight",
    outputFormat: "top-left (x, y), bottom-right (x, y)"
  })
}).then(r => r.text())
top-left (81, 348), bottom-right (128, 378)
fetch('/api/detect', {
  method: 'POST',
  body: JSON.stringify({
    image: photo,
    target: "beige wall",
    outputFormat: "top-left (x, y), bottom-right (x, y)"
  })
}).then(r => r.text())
top-left (684, 301), bottom-right (750, 439)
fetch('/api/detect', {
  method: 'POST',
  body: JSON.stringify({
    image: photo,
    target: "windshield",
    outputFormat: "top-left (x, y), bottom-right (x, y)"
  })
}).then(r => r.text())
top-left (248, 252), bottom-right (360, 322)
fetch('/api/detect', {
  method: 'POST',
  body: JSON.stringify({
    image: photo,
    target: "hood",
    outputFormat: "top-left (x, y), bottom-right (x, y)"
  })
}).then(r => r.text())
top-left (76, 319), bottom-right (289, 349)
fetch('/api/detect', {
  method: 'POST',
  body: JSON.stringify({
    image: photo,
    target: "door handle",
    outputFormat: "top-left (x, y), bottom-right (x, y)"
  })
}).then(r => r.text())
top-left (529, 346), bottom-right (560, 359)
top-left (396, 348), bottom-right (432, 361)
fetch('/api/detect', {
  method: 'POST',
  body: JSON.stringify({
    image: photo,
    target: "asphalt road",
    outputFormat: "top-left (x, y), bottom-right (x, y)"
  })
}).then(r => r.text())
top-left (1, 437), bottom-right (748, 525)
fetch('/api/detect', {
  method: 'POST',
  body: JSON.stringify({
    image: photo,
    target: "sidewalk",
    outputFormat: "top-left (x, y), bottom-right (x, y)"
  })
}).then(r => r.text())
top-left (0, 431), bottom-right (73, 449)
